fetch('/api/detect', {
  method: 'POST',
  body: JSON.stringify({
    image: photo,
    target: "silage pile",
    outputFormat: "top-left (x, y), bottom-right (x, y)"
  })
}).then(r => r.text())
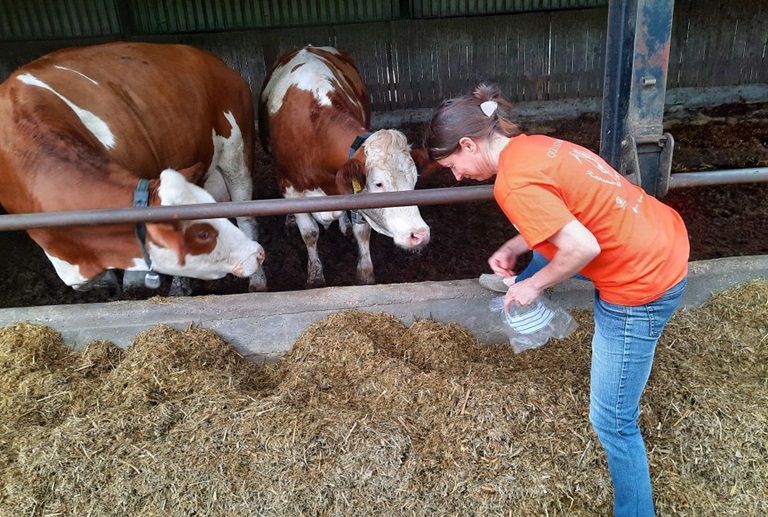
top-left (1, 281), bottom-right (766, 516)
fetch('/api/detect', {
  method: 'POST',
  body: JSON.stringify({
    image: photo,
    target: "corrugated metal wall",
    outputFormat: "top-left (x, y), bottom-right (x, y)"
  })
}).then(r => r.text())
top-left (128, 0), bottom-right (401, 33)
top-left (0, 0), bottom-right (606, 39)
top-left (0, 0), bottom-right (765, 112)
top-left (409, 0), bottom-right (606, 17)
top-left (0, 0), bottom-right (120, 40)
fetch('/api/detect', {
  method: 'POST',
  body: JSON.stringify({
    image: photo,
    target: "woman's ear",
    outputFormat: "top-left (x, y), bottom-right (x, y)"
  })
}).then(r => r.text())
top-left (335, 158), bottom-right (367, 194)
top-left (458, 137), bottom-right (476, 153)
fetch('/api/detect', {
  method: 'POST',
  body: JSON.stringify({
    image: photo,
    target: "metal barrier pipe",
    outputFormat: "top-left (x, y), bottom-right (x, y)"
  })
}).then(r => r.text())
top-left (669, 168), bottom-right (768, 189)
top-left (0, 185), bottom-right (495, 232)
top-left (2, 167), bottom-right (765, 232)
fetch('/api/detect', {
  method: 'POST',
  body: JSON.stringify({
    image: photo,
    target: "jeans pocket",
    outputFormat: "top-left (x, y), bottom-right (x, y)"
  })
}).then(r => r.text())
top-left (594, 294), bottom-right (628, 336)
top-left (645, 279), bottom-right (687, 338)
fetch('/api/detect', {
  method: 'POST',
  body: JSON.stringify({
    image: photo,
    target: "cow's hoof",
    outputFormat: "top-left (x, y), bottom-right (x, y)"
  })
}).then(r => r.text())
top-left (306, 275), bottom-right (326, 289)
top-left (306, 261), bottom-right (325, 288)
top-left (169, 276), bottom-right (193, 297)
top-left (356, 268), bottom-right (375, 285)
top-left (248, 269), bottom-right (268, 292)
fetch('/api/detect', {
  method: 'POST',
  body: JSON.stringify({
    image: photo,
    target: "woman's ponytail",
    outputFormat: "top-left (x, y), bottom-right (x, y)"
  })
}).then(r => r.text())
top-left (426, 84), bottom-right (520, 160)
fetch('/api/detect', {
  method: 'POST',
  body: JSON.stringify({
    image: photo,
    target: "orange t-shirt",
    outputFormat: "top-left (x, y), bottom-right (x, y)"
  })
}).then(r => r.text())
top-left (494, 134), bottom-right (689, 306)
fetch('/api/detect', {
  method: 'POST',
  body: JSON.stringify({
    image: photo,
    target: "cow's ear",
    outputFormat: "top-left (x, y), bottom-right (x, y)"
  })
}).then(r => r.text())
top-left (335, 158), bottom-right (367, 194)
top-left (410, 148), bottom-right (448, 177)
top-left (411, 148), bottom-right (450, 188)
top-left (176, 162), bottom-right (207, 184)
top-left (146, 221), bottom-right (187, 266)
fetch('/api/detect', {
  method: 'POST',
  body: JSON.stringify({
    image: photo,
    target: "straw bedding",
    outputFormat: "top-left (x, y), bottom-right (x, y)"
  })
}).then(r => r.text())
top-left (1, 281), bottom-right (766, 516)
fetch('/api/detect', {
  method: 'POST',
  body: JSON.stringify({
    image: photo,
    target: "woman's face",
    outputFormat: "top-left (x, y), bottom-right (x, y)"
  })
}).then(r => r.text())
top-left (436, 137), bottom-right (496, 181)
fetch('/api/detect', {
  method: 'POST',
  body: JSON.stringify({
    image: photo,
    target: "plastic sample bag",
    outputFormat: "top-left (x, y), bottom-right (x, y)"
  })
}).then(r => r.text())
top-left (489, 295), bottom-right (577, 353)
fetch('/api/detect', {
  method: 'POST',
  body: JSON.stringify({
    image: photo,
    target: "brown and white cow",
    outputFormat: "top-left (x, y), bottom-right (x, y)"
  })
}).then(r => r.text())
top-left (259, 45), bottom-right (433, 287)
top-left (0, 42), bottom-right (266, 293)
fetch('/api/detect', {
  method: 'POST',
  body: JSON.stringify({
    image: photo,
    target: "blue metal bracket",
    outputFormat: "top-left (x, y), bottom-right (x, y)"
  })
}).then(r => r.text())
top-left (600, 0), bottom-right (675, 197)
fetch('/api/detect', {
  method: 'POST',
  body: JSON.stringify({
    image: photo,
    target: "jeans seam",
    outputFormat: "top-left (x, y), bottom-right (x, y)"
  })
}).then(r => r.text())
top-left (646, 304), bottom-right (656, 338)
top-left (616, 304), bottom-right (630, 434)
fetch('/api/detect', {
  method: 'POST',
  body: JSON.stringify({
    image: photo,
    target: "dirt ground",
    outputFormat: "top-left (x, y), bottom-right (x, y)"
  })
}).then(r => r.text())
top-left (0, 102), bottom-right (766, 308)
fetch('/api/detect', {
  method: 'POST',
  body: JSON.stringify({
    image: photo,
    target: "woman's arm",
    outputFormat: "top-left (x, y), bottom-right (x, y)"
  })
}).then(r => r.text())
top-left (488, 234), bottom-right (530, 276)
top-left (504, 220), bottom-right (599, 309)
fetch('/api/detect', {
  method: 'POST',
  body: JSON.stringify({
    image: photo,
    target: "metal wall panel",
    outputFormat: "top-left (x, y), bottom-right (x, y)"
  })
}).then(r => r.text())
top-left (129, 0), bottom-right (400, 34)
top-left (668, 0), bottom-right (768, 88)
top-left (409, 0), bottom-right (607, 18)
top-left (0, 0), bottom-right (120, 40)
top-left (1, 0), bottom-right (766, 112)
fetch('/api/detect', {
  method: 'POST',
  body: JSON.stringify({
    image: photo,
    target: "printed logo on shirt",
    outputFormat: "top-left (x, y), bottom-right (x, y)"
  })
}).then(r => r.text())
top-left (569, 148), bottom-right (622, 187)
top-left (546, 139), bottom-right (564, 158)
top-left (615, 183), bottom-right (644, 213)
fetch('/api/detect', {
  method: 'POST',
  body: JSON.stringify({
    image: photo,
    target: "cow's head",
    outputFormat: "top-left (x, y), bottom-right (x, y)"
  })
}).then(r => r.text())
top-left (145, 169), bottom-right (265, 280)
top-left (335, 129), bottom-right (431, 250)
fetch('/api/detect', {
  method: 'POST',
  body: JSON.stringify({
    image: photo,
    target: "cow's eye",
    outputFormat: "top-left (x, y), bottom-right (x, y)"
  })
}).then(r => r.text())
top-left (374, 182), bottom-right (383, 188)
top-left (196, 230), bottom-right (211, 241)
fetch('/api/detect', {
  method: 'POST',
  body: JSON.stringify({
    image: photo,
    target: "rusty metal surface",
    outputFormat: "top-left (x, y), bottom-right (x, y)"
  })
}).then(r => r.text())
top-left (600, 0), bottom-right (675, 196)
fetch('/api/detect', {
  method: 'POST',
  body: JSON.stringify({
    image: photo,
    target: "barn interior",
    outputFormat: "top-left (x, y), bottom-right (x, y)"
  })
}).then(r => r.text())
top-left (0, 1), bottom-right (766, 515)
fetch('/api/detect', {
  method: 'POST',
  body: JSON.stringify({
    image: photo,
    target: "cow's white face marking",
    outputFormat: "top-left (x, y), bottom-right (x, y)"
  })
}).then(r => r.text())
top-left (360, 130), bottom-right (430, 250)
top-left (44, 251), bottom-right (88, 288)
top-left (262, 47), bottom-right (364, 121)
top-left (149, 169), bottom-right (264, 280)
top-left (54, 65), bottom-right (99, 85)
top-left (17, 73), bottom-right (115, 149)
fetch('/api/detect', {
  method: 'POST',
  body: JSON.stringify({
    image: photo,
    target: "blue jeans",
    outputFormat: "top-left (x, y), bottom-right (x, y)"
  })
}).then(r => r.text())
top-left (517, 251), bottom-right (687, 515)
top-left (590, 277), bottom-right (687, 516)
top-left (516, 251), bottom-right (590, 282)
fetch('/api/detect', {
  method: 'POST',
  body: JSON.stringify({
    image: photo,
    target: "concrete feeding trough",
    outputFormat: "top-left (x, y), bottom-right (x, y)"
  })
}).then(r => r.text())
top-left (0, 256), bottom-right (766, 362)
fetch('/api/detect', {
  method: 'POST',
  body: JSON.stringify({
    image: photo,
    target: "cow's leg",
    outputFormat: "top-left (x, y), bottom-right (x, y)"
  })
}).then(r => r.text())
top-left (352, 221), bottom-right (375, 285)
top-left (169, 275), bottom-right (193, 297)
top-left (212, 114), bottom-right (259, 241)
top-left (338, 211), bottom-right (352, 236)
top-left (210, 112), bottom-right (265, 292)
top-left (295, 212), bottom-right (325, 288)
top-left (285, 214), bottom-right (297, 232)
top-left (202, 167), bottom-right (270, 292)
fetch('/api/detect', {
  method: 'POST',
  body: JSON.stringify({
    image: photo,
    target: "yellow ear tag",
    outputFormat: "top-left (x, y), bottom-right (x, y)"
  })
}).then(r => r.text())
top-left (351, 178), bottom-right (362, 194)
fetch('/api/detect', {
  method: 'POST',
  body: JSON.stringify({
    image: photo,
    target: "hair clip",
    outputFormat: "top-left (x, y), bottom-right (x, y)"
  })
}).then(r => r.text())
top-left (480, 100), bottom-right (498, 117)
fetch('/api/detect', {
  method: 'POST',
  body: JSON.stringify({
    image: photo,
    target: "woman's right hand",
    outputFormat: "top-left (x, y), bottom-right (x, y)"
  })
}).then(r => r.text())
top-left (488, 247), bottom-right (516, 277)
top-left (488, 235), bottom-right (529, 277)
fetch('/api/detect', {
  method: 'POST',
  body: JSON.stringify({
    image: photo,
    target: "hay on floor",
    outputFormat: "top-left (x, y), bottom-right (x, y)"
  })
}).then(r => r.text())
top-left (0, 281), bottom-right (766, 516)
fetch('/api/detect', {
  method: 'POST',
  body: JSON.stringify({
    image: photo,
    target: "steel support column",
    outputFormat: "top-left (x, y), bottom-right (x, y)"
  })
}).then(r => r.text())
top-left (600, 0), bottom-right (675, 197)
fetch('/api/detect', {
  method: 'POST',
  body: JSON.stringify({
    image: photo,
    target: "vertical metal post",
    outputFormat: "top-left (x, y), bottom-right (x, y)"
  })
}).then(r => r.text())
top-left (600, 0), bottom-right (675, 197)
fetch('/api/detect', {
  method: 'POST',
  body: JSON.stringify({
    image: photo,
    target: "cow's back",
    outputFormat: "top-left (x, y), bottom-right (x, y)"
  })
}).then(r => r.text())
top-left (0, 42), bottom-right (257, 280)
top-left (258, 46), bottom-right (370, 186)
top-left (8, 42), bottom-right (253, 175)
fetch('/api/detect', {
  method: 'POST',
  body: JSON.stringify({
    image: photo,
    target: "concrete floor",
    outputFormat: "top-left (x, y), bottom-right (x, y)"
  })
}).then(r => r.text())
top-left (0, 255), bottom-right (766, 362)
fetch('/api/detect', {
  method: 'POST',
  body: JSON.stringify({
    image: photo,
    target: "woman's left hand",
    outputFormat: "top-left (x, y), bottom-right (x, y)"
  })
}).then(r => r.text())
top-left (504, 279), bottom-right (543, 311)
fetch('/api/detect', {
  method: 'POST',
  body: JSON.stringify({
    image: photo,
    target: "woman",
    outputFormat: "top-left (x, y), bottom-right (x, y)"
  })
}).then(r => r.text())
top-left (425, 85), bottom-right (689, 517)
